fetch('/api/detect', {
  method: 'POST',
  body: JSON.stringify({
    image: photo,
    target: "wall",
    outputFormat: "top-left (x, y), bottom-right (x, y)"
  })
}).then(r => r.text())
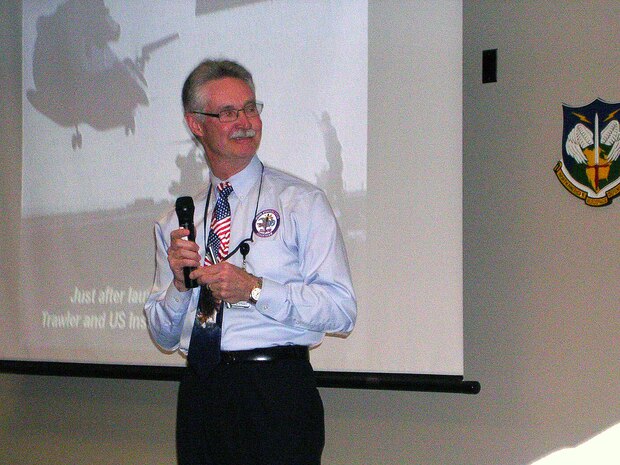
top-left (2, 1), bottom-right (619, 464)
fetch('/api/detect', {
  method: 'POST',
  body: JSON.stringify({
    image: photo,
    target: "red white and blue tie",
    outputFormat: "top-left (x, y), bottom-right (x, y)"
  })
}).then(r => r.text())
top-left (188, 181), bottom-right (233, 377)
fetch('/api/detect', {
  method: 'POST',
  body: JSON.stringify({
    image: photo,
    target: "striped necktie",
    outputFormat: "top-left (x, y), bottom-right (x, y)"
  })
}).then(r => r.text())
top-left (187, 182), bottom-right (233, 378)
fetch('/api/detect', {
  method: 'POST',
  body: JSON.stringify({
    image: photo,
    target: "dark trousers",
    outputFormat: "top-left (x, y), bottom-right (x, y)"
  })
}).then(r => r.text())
top-left (176, 358), bottom-right (325, 465)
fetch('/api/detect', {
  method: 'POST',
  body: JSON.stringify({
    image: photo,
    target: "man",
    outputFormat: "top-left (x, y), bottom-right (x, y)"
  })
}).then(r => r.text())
top-left (144, 59), bottom-right (357, 465)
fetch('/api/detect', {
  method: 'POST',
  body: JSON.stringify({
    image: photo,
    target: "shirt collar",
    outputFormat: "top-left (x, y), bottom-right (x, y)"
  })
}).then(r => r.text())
top-left (209, 155), bottom-right (262, 202)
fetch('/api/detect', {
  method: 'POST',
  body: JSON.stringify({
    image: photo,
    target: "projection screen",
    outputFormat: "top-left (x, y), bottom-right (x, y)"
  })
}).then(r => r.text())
top-left (1, 0), bottom-right (471, 390)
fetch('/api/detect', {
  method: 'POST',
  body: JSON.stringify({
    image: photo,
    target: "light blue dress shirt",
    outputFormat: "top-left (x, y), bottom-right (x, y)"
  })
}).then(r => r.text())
top-left (144, 155), bottom-right (357, 354)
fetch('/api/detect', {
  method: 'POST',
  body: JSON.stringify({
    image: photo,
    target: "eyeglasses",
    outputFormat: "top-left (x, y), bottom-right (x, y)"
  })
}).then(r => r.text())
top-left (191, 102), bottom-right (264, 123)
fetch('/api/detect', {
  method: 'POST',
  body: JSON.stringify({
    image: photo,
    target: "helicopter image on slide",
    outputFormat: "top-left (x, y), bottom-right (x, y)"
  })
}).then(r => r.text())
top-left (26, 0), bottom-right (178, 149)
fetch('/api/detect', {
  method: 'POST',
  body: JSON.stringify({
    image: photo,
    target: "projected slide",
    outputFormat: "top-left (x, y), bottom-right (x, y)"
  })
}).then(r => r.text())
top-left (6, 0), bottom-right (464, 377)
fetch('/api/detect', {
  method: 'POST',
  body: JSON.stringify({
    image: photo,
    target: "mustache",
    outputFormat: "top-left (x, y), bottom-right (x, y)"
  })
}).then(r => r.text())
top-left (230, 129), bottom-right (257, 139)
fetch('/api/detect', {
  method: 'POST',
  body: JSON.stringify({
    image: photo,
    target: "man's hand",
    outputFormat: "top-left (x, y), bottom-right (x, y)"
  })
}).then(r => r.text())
top-left (168, 228), bottom-right (201, 292)
top-left (190, 262), bottom-right (257, 304)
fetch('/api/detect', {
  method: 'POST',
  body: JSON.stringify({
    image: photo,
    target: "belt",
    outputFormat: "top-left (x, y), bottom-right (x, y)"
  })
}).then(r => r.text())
top-left (220, 345), bottom-right (309, 364)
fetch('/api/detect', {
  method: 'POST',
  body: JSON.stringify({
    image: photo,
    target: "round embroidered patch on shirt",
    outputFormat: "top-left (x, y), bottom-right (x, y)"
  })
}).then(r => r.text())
top-left (253, 209), bottom-right (280, 238)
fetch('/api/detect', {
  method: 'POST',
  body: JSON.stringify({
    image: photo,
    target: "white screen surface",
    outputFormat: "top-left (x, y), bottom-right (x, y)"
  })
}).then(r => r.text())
top-left (3, 0), bottom-right (462, 376)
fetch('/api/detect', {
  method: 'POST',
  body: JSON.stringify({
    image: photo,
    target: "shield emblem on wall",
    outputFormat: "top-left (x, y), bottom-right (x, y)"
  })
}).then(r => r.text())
top-left (554, 99), bottom-right (620, 206)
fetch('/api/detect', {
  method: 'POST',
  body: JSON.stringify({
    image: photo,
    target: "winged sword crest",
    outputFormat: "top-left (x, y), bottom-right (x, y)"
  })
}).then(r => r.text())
top-left (554, 99), bottom-right (620, 206)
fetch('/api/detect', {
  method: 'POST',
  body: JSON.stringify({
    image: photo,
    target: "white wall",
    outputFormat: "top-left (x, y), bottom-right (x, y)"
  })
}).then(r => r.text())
top-left (2, 1), bottom-right (619, 464)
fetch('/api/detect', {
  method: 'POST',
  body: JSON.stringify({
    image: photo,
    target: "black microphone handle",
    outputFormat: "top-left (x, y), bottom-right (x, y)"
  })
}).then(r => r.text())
top-left (178, 220), bottom-right (198, 289)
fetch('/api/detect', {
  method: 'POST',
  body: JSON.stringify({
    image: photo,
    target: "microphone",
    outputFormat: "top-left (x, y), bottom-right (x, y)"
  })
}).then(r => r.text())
top-left (175, 196), bottom-right (198, 289)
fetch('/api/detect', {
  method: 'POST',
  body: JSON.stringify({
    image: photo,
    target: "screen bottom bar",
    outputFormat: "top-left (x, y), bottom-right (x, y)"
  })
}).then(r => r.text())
top-left (1, 360), bottom-right (480, 394)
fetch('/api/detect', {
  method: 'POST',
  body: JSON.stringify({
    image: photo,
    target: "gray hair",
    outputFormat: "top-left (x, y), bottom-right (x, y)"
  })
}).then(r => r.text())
top-left (182, 59), bottom-right (255, 113)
